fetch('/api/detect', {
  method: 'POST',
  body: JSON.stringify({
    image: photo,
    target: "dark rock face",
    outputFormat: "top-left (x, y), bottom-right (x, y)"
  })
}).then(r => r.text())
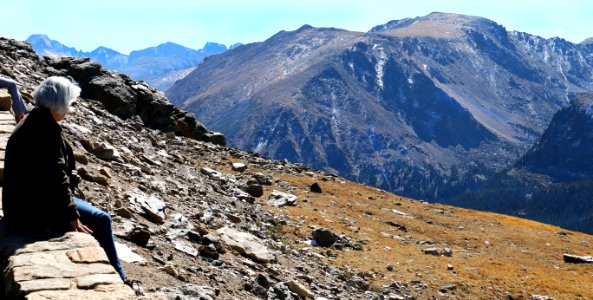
top-left (43, 56), bottom-right (224, 145)
top-left (167, 12), bottom-right (593, 201)
top-left (517, 93), bottom-right (593, 181)
top-left (448, 94), bottom-right (593, 233)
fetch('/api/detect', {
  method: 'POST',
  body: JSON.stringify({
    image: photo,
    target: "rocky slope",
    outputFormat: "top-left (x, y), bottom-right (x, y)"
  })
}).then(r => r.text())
top-left (27, 34), bottom-right (228, 90)
top-left (166, 12), bottom-right (593, 202)
top-left (448, 93), bottom-right (593, 233)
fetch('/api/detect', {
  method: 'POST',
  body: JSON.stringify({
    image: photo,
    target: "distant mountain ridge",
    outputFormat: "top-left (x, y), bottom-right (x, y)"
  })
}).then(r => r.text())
top-left (26, 34), bottom-right (234, 90)
top-left (166, 12), bottom-right (593, 201)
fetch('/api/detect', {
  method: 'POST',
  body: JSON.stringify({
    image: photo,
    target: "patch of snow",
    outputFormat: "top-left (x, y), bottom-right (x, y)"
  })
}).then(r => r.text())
top-left (374, 45), bottom-right (387, 89)
top-left (348, 62), bottom-right (354, 72)
top-left (254, 139), bottom-right (268, 153)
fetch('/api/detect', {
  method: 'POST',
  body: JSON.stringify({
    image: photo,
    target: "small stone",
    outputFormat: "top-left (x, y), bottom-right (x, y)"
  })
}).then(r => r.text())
top-left (162, 264), bottom-right (179, 278)
top-left (231, 162), bottom-right (247, 172)
top-left (442, 248), bottom-right (453, 257)
top-left (563, 254), bottom-right (593, 264)
top-left (440, 284), bottom-right (457, 293)
top-left (352, 242), bottom-right (364, 251)
top-left (128, 227), bottom-right (151, 247)
top-left (225, 213), bottom-right (242, 224)
top-left (312, 228), bottom-right (338, 247)
top-left (77, 167), bottom-right (110, 186)
top-left (255, 274), bottom-right (271, 288)
top-left (310, 182), bottom-right (322, 193)
top-left (532, 295), bottom-right (555, 300)
top-left (241, 184), bottom-right (264, 198)
top-left (72, 149), bottom-right (89, 165)
top-left (287, 280), bottom-right (315, 298)
top-left (253, 173), bottom-right (273, 185)
top-left (268, 190), bottom-right (298, 207)
top-left (198, 244), bottom-right (220, 259)
top-left (174, 239), bottom-right (198, 257)
top-left (423, 248), bottom-right (441, 256)
top-left (447, 264), bottom-right (454, 270)
top-left (129, 193), bottom-right (166, 223)
top-left (115, 207), bottom-right (133, 219)
top-left (92, 142), bottom-right (121, 161)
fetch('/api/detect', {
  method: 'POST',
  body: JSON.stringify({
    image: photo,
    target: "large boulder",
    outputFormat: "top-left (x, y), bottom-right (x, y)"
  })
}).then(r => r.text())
top-left (217, 226), bottom-right (274, 263)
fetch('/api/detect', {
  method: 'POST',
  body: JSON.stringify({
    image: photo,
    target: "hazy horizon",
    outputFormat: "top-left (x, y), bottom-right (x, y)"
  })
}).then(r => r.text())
top-left (2, 0), bottom-right (592, 54)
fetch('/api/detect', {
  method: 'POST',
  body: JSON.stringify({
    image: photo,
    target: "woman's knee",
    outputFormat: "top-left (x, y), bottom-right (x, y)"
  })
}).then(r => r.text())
top-left (95, 210), bottom-right (112, 227)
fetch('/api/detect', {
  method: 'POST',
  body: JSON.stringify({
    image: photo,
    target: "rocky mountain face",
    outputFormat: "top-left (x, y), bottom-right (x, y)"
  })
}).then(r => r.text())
top-left (517, 93), bottom-right (593, 181)
top-left (166, 12), bottom-right (593, 201)
top-left (4, 36), bottom-right (593, 299)
top-left (448, 93), bottom-right (593, 233)
top-left (26, 34), bottom-right (86, 57)
top-left (26, 34), bottom-right (228, 90)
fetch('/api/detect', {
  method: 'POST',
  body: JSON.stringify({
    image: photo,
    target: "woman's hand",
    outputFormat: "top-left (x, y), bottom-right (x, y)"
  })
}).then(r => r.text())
top-left (70, 219), bottom-right (93, 234)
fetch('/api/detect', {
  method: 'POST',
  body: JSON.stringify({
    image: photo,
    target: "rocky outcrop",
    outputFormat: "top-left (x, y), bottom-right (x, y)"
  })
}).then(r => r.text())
top-left (0, 37), bottom-right (224, 146)
top-left (42, 56), bottom-right (225, 146)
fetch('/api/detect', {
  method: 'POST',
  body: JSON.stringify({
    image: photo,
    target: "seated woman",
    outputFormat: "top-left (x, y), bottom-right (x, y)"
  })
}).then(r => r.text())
top-left (1, 76), bottom-right (131, 286)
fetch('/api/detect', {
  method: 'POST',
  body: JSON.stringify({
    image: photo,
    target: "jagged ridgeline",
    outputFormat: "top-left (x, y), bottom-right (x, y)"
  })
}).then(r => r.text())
top-left (26, 34), bottom-right (233, 91)
top-left (166, 12), bottom-right (593, 202)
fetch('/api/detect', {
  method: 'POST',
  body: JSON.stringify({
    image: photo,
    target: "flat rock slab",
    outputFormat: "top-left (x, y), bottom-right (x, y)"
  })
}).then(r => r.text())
top-left (115, 242), bottom-right (145, 263)
top-left (218, 226), bottom-right (274, 263)
top-left (0, 230), bottom-right (134, 299)
top-left (129, 193), bottom-right (166, 223)
top-left (66, 246), bottom-right (110, 263)
top-left (0, 124), bottom-right (14, 134)
top-left (26, 284), bottom-right (136, 300)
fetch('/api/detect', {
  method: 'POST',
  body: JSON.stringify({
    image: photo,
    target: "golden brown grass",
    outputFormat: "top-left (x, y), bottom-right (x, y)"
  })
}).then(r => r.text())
top-left (219, 163), bottom-right (593, 299)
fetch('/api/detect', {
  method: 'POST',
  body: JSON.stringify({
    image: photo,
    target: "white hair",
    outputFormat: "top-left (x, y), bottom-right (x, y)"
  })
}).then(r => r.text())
top-left (33, 76), bottom-right (81, 115)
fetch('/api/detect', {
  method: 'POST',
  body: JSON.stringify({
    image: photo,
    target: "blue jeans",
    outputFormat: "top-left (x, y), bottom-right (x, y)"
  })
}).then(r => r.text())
top-left (0, 76), bottom-right (28, 116)
top-left (74, 197), bottom-right (125, 280)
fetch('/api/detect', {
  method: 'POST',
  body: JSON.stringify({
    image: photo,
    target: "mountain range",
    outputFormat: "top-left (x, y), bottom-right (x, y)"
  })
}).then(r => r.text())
top-left (26, 34), bottom-right (235, 90)
top-left (166, 12), bottom-right (593, 206)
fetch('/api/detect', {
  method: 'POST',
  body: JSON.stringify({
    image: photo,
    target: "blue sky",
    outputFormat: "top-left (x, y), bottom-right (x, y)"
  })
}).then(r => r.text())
top-left (1, 0), bottom-right (592, 53)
